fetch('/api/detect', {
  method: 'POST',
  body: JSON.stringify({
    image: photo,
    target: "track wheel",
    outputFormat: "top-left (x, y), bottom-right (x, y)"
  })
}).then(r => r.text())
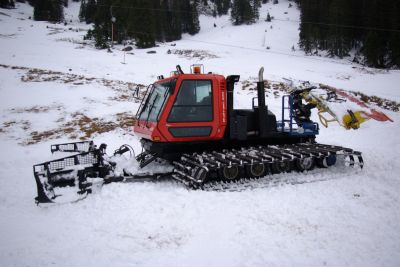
top-left (316, 155), bottom-right (337, 168)
top-left (249, 163), bottom-right (266, 177)
top-left (272, 161), bottom-right (292, 174)
top-left (296, 157), bottom-right (315, 171)
top-left (222, 165), bottom-right (240, 180)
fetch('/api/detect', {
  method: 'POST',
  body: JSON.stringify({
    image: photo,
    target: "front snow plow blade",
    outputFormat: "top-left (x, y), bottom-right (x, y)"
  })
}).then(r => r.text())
top-left (33, 141), bottom-right (167, 204)
top-left (33, 142), bottom-right (111, 204)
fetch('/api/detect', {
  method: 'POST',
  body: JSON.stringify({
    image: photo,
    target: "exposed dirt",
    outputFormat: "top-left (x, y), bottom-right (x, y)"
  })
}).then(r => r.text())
top-left (24, 112), bottom-right (136, 145)
top-left (1, 64), bottom-right (146, 104)
top-left (354, 92), bottom-right (399, 112)
top-left (319, 84), bottom-right (400, 112)
top-left (240, 77), bottom-right (399, 112)
top-left (1, 64), bottom-right (142, 93)
top-left (168, 49), bottom-right (218, 60)
top-left (0, 64), bottom-right (141, 145)
top-left (9, 104), bottom-right (64, 114)
top-left (0, 120), bottom-right (31, 134)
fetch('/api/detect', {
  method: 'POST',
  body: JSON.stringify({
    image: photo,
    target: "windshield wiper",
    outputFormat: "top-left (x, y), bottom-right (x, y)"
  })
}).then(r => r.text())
top-left (136, 84), bottom-right (154, 119)
top-left (156, 87), bottom-right (171, 121)
top-left (145, 94), bottom-right (159, 128)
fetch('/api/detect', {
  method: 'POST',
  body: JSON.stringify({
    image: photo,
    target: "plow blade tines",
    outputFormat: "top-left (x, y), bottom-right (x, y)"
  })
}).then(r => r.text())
top-left (33, 149), bottom-right (106, 204)
top-left (51, 141), bottom-right (95, 154)
top-left (33, 166), bottom-right (82, 204)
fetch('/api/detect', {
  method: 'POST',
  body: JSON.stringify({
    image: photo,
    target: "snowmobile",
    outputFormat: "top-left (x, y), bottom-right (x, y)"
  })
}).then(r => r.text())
top-left (33, 65), bottom-right (364, 204)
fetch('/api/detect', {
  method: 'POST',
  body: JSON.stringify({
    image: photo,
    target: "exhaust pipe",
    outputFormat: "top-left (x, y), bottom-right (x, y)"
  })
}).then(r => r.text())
top-left (257, 67), bottom-right (268, 138)
top-left (226, 75), bottom-right (240, 138)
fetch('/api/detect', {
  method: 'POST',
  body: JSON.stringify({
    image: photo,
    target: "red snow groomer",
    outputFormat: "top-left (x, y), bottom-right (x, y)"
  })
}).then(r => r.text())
top-left (33, 65), bottom-right (363, 204)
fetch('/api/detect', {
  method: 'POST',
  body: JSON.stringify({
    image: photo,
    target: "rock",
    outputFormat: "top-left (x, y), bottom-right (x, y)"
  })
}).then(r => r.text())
top-left (122, 46), bottom-right (133, 52)
top-left (147, 50), bottom-right (157, 54)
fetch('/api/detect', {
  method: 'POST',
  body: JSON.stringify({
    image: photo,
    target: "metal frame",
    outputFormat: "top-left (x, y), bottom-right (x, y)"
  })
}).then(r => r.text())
top-left (279, 95), bottom-right (319, 136)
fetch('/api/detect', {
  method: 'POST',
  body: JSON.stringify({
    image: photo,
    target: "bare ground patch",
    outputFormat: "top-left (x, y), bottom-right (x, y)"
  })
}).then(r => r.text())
top-left (0, 120), bottom-right (31, 135)
top-left (0, 64), bottom-right (146, 103)
top-left (319, 84), bottom-right (400, 112)
top-left (55, 37), bottom-right (89, 46)
top-left (240, 78), bottom-right (399, 112)
top-left (46, 26), bottom-right (87, 36)
top-left (9, 104), bottom-right (64, 114)
top-left (0, 64), bottom-right (143, 145)
top-left (0, 11), bottom-right (11, 17)
top-left (168, 49), bottom-right (218, 60)
top-left (0, 33), bottom-right (17, 39)
top-left (240, 79), bottom-right (291, 98)
top-left (24, 112), bottom-right (136, 145)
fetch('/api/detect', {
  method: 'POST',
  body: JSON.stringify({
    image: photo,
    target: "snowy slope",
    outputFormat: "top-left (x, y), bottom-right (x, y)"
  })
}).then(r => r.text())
top-left (0, 1), bottom-right (400, 266)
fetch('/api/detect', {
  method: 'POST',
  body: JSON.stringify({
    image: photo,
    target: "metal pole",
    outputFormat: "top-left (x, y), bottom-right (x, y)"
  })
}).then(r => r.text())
top-left (111, 23), bottom-right (114, 47)
top-left (110, 6), bottom-right (115, 48)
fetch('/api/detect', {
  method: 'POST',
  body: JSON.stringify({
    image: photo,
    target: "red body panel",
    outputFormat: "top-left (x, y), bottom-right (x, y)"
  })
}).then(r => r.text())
top-left (134, 74), bottom-right (227, 143)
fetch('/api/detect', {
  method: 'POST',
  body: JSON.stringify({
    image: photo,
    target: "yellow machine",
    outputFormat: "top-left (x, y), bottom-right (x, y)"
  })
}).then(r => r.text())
top-left (300, 90), bottom-right (370, 130)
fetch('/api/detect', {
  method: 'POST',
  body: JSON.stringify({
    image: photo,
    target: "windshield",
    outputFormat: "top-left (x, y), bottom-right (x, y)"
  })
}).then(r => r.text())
top-left (138, 80), bottom-right (175, 122)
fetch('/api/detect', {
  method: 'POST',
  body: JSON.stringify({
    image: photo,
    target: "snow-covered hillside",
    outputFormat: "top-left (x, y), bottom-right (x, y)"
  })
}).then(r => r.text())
top-left (0, 1), bottom-right (399, 266)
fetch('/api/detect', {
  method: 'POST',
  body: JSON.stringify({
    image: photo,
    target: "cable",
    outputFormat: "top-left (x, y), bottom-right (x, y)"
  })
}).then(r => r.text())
top-left (118, 29), bottom-right (356, 66)
top-left (91, 3), bottom-right (400, 33)
top-left (270, 17), bottom-right (400, 33)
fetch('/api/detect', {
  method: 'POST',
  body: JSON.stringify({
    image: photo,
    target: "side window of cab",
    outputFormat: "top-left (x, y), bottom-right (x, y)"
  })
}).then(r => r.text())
top-left (167, 80), bottom-right (213, 122)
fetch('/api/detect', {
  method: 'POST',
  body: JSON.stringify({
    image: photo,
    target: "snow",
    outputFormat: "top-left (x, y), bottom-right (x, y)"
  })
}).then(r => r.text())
top-left (0, 1), bottom-right (400, 266)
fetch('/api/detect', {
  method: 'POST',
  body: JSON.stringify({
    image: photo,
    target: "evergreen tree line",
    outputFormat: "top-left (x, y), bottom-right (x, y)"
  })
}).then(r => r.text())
top-left (231, 0), bottom-right (261, 25)
top-left (26, 0), bottom-right (264, 49)
top-left (80, 0), bottom-right (201, 49)
top-left (211, 0), bottom-right (230, 17)
top-left (0, 0), bottom-right (14, 8)
top-left (33, 0), bottom-right (64, 21)
top-left (298, 0), bottom-right (400, 68)
top-left (82, 0), bottom-right (266, 49)
top-left (29, 0), bottom-right (78, 22)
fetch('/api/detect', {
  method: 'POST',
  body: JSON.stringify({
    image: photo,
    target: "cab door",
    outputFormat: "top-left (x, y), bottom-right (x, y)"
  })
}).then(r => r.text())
top-left (157, 75), bottom-right (223, 142)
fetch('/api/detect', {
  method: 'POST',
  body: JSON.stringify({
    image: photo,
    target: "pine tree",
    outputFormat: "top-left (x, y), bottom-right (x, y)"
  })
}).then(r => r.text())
top-left (163, 0), bottom-right (182, 42)
top-left (388, 1), bottom-right (400, 67)
top-left (89, 0), bottom-right (112, 48)
top-left (151, 0), bottom-right (165, 42)
top-left (266, 12), bottom-right (271, 22)
top-left (252, 0), bottom-right (260, 20)
top-left (363, 32), bottom-right (382, 67)
top-left (78, 0), bottom-right (86, 22)
top-left (79, 0), bottom-right (96, 24)
top-left (182, 0), bottom-right (200, 35)
top-left (231, 0), bottom-right (260, 25)
top-left (133, 0), bottom-right (156, 48)
top-left (298, 0), bottom-right (399, 68)
top-left (34, 0), bottom-right (64, 22)
top-left (85, 0), bottom-right (202, 49)
top-left (326, 0), bottom-right (352, 58)
top-left (361, 0), bottom-right (391, 68)
top-left (0, 0), bottom-right (15, 8)
top-left (214, 0), bottom-right (230, 16)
